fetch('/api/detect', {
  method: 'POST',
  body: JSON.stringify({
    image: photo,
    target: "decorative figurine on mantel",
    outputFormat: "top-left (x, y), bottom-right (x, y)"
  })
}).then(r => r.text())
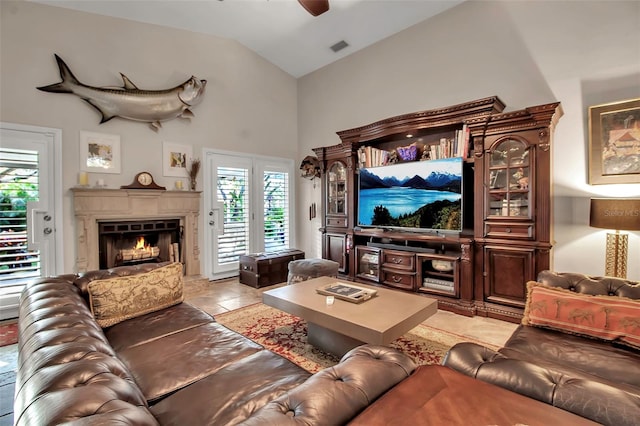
top-left (187, 158), bottom-right (201, 191)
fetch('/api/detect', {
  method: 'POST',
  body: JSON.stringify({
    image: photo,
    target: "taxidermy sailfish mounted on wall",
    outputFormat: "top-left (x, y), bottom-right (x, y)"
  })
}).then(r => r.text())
top-left (37, 54), bottom-right (206, 131)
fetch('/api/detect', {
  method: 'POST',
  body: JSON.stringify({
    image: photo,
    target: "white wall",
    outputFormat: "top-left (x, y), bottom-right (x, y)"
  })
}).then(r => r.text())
top-left (1, 1), bottom-right (298, 274)
top-left (297, 0), bottom-right (640, 279)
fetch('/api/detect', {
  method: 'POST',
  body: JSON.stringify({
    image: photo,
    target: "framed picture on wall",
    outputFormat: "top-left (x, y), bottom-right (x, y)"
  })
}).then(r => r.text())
top-left (588, 98), bottom-right (640, 184)
top-left (163, 141), bottom-right (192, 177)
top-left (80, 131), bottom-right (121, 174)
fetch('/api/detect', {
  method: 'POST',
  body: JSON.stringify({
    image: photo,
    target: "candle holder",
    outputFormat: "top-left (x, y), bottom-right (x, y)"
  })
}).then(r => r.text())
top-left (78, 172), bottom-right (89, 187)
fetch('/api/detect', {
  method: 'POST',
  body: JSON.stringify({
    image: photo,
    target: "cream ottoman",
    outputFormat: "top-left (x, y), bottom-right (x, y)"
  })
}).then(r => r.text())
top-left (287, 259), bottom-right (340, 285)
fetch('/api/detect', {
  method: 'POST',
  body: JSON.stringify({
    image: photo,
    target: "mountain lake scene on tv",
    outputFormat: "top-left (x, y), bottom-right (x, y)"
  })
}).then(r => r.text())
top-left (358, 157), bottom-right (462, 231)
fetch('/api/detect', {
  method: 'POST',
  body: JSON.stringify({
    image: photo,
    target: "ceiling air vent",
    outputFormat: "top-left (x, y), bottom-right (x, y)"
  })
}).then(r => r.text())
top-left (330, 40), bottom-right (349, 53)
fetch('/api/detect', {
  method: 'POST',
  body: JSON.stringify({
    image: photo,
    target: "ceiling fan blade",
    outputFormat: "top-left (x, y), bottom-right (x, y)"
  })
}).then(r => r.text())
top-left (298, 0), bottom-right (329, 17)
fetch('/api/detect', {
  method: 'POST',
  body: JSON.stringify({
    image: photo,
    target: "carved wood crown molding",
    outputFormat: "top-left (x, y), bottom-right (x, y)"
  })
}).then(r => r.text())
top-left (314, 98), bottom-right (562, 163)
top-left (470, 102), bottom-right (562, 158)
top-left (538, 129), bottom-right (550, 151)
top-left (483, 102), bottom-right (563, 135)
top-left (460, 244), bottom-right (471, 261)
top-left (336, 96), bottom-right (506, 145)
top-left (313, 142), bottom-right (359, 169)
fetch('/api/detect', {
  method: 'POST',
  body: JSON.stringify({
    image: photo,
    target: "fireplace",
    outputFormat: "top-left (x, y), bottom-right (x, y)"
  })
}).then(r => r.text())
top-left (98, 219), bottom-right (182, 269)
top-left (72, 188), bottom-right (201, 276)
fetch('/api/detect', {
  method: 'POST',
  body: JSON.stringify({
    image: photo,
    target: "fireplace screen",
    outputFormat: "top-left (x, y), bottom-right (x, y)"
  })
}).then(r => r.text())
top-left (98, 219), bottom-right (182, 269)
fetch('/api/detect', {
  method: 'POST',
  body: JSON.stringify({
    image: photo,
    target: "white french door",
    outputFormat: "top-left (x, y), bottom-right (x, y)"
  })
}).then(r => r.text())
top-left (206, 153), bottom-right (252, 277)
top-left (203, 150), bottom-right (294, 279)
top-left (258, 161), bottom-right (291, 252)
top-left (0, 123), bottom-right (62, 319)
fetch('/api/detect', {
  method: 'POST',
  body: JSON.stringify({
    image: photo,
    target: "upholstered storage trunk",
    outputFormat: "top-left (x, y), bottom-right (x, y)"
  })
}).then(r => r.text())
top-left (239, 249), bottom-right (304, 288)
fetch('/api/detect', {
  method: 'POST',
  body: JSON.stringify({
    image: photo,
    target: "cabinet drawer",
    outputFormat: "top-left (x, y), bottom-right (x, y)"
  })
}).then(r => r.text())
top-left (382, 250), bottom-right (415, 271)
top-left (326, 216), bottom-right (348, 227)
top-left (381, 269), bottom-right (416, 291)
top-left (484, 222), bottom-right (533, 239)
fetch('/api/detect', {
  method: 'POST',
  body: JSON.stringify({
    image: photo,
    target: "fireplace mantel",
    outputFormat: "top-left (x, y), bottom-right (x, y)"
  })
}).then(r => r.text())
top-left (71, 188), bottom-right (201, 276)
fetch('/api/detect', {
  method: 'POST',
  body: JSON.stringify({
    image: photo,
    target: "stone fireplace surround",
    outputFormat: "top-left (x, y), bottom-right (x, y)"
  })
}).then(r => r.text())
top-left (71, 188), bottom-right (201, 276)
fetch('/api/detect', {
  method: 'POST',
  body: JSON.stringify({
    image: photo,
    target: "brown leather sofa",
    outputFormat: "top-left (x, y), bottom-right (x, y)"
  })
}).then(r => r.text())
top-left (14, 263), bottom-right (416, 425)
top-left (443, 270), bottom-right (640, 426)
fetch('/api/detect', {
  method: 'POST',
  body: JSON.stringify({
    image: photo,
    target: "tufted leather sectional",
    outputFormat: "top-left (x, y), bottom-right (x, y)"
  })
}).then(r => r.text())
top-left (14, 263), bottom-right (417, 425)
top-left (443, 270), bottom-right (640, 426)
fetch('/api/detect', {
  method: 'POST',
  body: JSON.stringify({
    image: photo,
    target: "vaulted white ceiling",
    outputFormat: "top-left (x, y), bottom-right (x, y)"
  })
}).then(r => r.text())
top-left (32, 0), bottom-right (464, 77)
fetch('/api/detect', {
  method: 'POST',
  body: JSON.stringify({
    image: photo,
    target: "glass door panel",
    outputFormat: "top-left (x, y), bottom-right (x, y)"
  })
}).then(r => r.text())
top-left (356, 246), bottom-right (380, 282)
top-left (487, 138), bottom-right (530, 218)
top-left (327, 161), bottom-right (346, 215)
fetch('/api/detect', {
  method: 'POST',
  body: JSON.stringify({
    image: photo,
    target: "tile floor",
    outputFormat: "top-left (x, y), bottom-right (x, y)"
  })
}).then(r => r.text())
top-left (0, 277), bottom-right (518, 425)
top-left (185, 278), bottom-right (519, 348)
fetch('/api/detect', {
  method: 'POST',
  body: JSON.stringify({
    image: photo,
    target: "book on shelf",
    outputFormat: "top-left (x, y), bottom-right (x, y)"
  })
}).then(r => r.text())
top-left (460, 123), bottom-right (470, 159)
top-left (422, 124), bottom-right (470, 161)
top-left (358, 146), bottom-right (391, 168)
top-left (358, 123), bottom-right (471, 167)
top-left (423, 277), bottom-right (455, 294)
top-left (428, 137), bottom-right (455, 160)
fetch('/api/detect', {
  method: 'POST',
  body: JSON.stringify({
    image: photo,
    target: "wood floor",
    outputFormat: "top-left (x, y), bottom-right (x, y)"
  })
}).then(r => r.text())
top-left (0, 277), bottom-right (518, 425)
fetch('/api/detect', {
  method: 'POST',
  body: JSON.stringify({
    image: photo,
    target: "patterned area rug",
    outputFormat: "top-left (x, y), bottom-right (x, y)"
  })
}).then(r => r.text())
top-left (216, 303), bottom-right (497, 373)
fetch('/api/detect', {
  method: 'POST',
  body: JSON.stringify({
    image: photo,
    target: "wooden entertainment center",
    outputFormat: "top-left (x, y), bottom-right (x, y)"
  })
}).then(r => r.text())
top-left (313, 97), bottom-right (563, 322)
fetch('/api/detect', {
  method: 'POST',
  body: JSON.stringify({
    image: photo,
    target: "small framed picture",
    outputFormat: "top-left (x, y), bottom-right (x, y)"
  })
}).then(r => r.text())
top-left (588, 98), bottom-right (640, 184)
top-left (163, 142), bottom-right (192, 177)
top-left (80, 131), bottom-right (121, 174)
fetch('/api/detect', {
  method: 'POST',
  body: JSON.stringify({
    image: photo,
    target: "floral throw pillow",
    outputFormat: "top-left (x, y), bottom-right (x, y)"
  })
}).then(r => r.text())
top-left (522, 281), bottom-right (640, 349)
top-left (88, 262), bottom-right (184, 328)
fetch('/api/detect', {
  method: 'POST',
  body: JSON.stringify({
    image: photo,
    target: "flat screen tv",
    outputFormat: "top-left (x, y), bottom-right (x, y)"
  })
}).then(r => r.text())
top-left (357, 157), bottom-right (463, 233)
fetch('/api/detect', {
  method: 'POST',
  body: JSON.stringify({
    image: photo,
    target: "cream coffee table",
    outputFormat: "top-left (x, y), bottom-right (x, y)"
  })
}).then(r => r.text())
top-left (262, 276), bottom-right (438, 357)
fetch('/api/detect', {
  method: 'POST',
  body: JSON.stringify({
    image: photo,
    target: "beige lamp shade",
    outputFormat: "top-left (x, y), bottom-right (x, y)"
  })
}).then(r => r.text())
top-left (590, 198), bottom-right (640, 231)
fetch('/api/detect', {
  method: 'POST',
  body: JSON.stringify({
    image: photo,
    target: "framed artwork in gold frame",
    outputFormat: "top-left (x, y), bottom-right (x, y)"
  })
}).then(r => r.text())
top-left (588, 98), bottom-right (640, 184)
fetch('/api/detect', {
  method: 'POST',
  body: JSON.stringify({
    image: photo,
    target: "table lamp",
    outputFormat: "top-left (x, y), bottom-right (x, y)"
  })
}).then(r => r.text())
top-left (589, 198), bottom-right (640, 278)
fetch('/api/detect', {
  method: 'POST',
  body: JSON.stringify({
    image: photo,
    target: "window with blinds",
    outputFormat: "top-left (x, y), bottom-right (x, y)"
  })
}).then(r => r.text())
top-left (264, 170), bottom-right (289, 252)
top-left (216, 167), bottom-right (250, 265)
top-left (0, 148), bottom-right (41, 284)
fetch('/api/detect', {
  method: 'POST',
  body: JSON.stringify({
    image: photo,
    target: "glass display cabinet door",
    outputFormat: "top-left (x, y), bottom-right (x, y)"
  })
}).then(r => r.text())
top-left (327, 161), bottom-right (347, 215)
top-left (356, 246), bottom-right (380, 282)
top-left (487, 138), bottom-right (531, 218)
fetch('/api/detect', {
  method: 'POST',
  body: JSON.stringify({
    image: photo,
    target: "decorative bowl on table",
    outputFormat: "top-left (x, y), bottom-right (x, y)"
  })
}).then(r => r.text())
top-left (431, 260), bottom-right (454, 272)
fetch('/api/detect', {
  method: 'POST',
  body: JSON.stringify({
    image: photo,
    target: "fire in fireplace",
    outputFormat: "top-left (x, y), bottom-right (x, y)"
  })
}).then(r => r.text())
top-left (118, 236), bottom-right (161, 263)
top-left (98, 219), bottom-right (182, 269)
